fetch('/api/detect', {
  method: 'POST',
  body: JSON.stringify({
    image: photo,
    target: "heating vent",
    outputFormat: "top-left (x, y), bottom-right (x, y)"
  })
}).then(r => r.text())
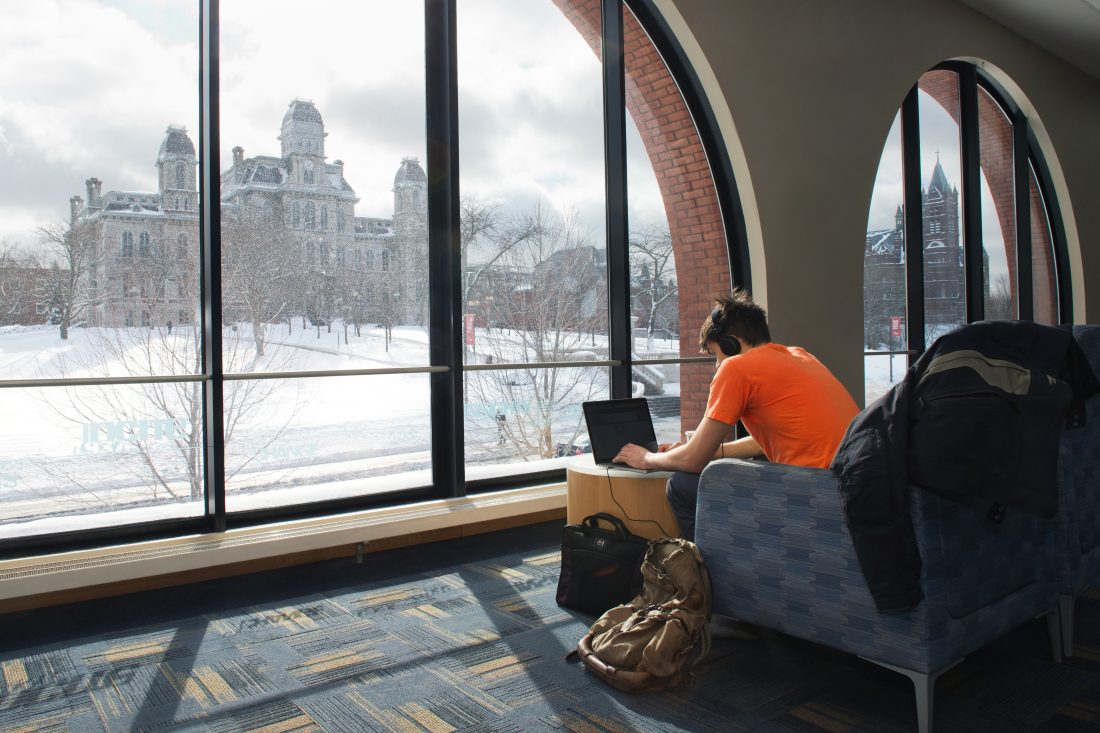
top-left (0, 484), bottom-right (566, 596)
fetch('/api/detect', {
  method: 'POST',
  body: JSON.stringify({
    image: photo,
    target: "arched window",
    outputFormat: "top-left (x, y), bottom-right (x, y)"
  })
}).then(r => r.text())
top-left (303, 161), bottom-right (315, 184)
top-left (320, 242), bottom-right (329, 267)
top-left (305, 241), bottom-right (316, 267)
top-left (121, 231), bottom-right (134, 257)
top-left (338, 210), bottom-right (346, 233)
top-left (365, 251), bottom-right (374, 271)
top-left (304, 202), bottom-right (315, 229)
top-left (320, 205), bottom-right (328, 230)
top-left (139, 232), bottom-right (151, 257)
top-left (380, 249), bottom-right (390, 272)
top-left (863, 63), bottom-right (1068, 403)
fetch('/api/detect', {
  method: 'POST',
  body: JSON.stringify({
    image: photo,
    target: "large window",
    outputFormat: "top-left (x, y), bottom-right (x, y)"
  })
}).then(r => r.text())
top-left (0, 0), bottom-right (745, 552)
top-left (0, 1), bottom-right (202, 540)
top-left (863, 64), bottom-right (1069, 403)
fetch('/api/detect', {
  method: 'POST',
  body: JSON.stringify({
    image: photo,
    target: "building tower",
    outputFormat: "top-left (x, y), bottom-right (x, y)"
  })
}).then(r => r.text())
top-left (279, 99), bottom-right (326, 186)
top-left (922, 155), bottom-right (964, 329)
top-left (392, 157), bottom-right (428, 324)
top-left (156, 126), bottom-right (197, 212)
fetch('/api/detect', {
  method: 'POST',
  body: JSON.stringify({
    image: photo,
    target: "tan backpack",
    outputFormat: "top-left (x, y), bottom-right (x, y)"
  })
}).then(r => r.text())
top-left (572, 538), bottom-right (712, 692)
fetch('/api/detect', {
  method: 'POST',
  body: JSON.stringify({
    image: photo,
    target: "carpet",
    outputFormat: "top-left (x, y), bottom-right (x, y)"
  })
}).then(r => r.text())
top-left (1, 521), bottom-right (1099, 732)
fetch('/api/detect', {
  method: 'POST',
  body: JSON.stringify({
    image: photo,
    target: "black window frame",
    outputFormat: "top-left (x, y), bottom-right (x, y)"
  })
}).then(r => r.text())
top-left (879, 61), bottom-right (1070, 372)
top-left (0, 0), bottom-right (747, 558)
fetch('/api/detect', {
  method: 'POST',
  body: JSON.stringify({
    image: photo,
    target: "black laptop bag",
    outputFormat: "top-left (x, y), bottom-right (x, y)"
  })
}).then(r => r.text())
top-left (557, 513), bottom-right (649, 615)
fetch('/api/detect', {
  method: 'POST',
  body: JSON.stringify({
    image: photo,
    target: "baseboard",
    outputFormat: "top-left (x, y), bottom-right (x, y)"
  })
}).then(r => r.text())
top-left (0, 484), bottom-right (566, 613)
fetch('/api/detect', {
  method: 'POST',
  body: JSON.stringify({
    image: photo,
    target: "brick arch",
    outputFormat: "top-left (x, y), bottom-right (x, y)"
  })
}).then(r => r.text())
top-left (917, 69), bottom-right (1056, 321)
top-left (552, 0), bottom-right (734, 432)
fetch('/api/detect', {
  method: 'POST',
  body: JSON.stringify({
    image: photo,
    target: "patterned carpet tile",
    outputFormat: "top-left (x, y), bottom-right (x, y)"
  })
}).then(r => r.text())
top-left (2, 523), bottom-right (1100, 732)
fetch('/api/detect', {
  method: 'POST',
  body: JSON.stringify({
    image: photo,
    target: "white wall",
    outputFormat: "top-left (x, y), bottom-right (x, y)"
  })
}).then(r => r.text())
top-left (666, 0), bottom-right (1100, 402)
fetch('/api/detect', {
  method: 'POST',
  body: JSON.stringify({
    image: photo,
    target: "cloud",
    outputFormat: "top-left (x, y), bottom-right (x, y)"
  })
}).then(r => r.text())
top-left (0, 0), bottom-right (675, 249)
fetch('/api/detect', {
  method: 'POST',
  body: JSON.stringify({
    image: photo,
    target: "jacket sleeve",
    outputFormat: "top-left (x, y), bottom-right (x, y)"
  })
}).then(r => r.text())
top-left (830, 371), bottom-right (923, 612)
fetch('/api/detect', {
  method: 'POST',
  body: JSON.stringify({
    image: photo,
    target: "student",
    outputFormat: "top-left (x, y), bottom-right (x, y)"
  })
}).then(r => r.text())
top-left (614, 289), bottom-right (859, 541)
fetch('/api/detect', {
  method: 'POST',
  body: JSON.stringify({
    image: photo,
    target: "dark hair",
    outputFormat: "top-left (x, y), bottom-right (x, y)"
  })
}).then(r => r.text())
top-left (698, 288), bottom-right (771, 353)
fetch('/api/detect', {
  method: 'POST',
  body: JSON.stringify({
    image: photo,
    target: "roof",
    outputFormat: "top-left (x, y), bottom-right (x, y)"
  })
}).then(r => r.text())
top-left (394, 157), bottom-right (426, 186)
top-left (929, 158), bottom-right (951, 194)
top-left (283, 99), bottom-right (324, 126)
top-left (159, 126), bottom-right (195, 158)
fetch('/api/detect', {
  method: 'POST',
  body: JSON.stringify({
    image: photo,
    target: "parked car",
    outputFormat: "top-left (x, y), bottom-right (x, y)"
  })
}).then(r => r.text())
top-left (554, 438), bottom-right (592, 457)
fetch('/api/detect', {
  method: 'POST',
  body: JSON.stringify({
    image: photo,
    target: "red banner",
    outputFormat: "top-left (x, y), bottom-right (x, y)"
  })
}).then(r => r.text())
top-left (890, 316), bottom-right (902, 339)
top-left (464, 313), bottom-right (476, 346)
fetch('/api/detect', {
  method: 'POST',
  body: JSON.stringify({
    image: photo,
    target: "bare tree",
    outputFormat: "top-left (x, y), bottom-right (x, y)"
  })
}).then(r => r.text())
top-left (461, 195), bottom-right (539, 319)
top-left (38, 221), bottom-right (102, 339)
top-left (0, 240), bottom-right (36, 324)
top-left (630, 225), bottom-right (678, 350)
top-left (221, 203), bottom-right (301, 357)
top-left (987, 273), bottom-right (1015, 321)
top-left (31, 319), bottom-right (302, 508)
top-left (468, 204), bottom-right (605, 460)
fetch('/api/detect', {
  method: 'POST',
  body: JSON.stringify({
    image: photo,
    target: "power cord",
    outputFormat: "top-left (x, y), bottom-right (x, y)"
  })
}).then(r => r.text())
top-left (604, 465), bottom-right (674, 538)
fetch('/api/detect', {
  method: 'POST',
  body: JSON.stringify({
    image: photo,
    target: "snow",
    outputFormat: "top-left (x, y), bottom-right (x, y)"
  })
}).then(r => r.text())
top-left (0, 322), bottom-right (684, 539)
top-left (0, 320), bottom-right (932, 539)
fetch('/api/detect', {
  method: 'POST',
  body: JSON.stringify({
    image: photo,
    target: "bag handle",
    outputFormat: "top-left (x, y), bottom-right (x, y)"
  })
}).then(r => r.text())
top-left (583, 512), bottom-right (632, 539)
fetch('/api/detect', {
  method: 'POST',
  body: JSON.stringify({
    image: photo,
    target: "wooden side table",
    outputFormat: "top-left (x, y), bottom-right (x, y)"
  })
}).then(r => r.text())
top-left (565, 454), bottom-right (681, 540)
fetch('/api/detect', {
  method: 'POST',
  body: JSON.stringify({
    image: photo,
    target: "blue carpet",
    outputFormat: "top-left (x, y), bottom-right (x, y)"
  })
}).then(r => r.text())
top-left (1, 521), bottom-right (1099, 731)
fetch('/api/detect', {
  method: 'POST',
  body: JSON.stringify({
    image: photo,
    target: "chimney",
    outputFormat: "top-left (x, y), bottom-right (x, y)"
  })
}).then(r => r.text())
top-left (70, 196), bottom-right (84, 224)
top-left (85, 177), bottom-right (102, 208)
top-left (232, 146), bottom-right (244, 183)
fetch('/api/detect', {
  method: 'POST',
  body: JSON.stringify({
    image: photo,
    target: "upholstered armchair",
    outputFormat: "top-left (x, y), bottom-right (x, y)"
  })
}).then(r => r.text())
top-left (1056, 324), bottom-right (1100, 655)
top-left (695, 458), bottom-right (1062, 733)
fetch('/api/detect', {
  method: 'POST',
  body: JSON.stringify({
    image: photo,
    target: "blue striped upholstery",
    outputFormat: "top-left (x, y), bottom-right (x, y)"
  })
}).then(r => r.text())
top-left (1056, 325), bottom-right (1100, 595)
top-left (696, 457), bottom-right (1059, 675)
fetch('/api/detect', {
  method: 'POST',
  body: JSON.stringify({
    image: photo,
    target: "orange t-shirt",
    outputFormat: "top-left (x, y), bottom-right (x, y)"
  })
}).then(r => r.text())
top-left (705, 343), bottom-right (859, 468)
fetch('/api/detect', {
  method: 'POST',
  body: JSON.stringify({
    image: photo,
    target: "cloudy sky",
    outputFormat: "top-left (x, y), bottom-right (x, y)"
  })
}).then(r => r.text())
top-left (0, 0), bottom-right (667, 254)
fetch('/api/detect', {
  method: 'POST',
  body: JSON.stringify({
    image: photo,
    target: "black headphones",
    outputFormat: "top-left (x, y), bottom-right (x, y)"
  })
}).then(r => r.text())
top-left (709, 306), bottom-right (741, 357)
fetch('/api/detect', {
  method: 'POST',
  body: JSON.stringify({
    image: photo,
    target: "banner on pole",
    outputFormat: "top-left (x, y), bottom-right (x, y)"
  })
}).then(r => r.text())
top-left (464, 314), bottom-right (476, 346)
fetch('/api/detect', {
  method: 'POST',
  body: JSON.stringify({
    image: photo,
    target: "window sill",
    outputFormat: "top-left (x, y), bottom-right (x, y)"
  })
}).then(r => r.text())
top-left (0, 481), bottom-right (566, 613)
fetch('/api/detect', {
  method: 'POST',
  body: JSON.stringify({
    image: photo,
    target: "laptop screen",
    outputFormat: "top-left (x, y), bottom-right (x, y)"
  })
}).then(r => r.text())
top-left (582, 398), bottom-right (659, 465)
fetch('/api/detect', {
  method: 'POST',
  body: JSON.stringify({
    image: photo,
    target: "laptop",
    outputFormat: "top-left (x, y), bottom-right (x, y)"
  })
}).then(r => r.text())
top-left (581, 398), bottom-right (661, 473)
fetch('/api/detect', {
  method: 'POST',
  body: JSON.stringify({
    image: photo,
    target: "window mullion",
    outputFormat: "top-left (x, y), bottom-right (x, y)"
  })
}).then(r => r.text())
top-left (901, 85), bottom-right (925, 360)
top-left (425, 0), bottom-right (463, 497)
top-left (1013, 116), bottom-right (1033, 320)
top-left (958, 66), bottom-right (984, 323)
top-left (200, 0), bottom-right (226, 530)
top-left (601, 0), bottom-right (631, 398)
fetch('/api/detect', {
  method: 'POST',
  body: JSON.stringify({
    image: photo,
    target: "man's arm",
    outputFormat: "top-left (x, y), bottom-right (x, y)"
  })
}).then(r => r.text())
top-left (614, 417), bottom-right (762, 473)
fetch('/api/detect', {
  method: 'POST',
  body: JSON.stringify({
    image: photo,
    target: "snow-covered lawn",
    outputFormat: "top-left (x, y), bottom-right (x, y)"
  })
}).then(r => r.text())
top-left (1, 321), bottom-right (906, 539)
top-left (0, 323), bottom-right (682, 538)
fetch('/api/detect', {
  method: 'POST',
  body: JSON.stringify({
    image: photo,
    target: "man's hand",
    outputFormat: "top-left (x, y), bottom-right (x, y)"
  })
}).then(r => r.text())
top-left (613, 443), bottom-right (652, 469)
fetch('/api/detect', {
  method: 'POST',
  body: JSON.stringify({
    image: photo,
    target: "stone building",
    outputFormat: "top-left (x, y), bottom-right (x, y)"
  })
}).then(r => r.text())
top-left (864, 158), bottom-right (989, 347)
top-left (69, 99), bottom-right (427, 331)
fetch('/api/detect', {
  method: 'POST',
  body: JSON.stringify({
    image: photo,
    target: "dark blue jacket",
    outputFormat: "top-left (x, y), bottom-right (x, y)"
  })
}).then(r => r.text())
top-left (831, 321), bottom-right (1099, 612)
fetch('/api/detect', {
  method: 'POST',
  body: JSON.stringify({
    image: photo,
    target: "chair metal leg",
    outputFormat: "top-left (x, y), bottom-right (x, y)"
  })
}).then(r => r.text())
top-left (861, 657), bottom-right (961, 733)
top-left (1044, 607), bottom-right (1064, 664)
top-left (1059, 594), bottom-right (1075, 658)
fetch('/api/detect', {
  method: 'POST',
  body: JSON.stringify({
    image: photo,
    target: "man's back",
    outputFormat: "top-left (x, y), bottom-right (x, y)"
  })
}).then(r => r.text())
top-left (707, 343), bottom-right (859, 467)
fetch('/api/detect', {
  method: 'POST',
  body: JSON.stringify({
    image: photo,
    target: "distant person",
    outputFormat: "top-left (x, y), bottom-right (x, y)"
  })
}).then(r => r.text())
top-left (166, 320), bottom-right (173, 334)
top-left (614, 289), bottom-right (859, 541)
